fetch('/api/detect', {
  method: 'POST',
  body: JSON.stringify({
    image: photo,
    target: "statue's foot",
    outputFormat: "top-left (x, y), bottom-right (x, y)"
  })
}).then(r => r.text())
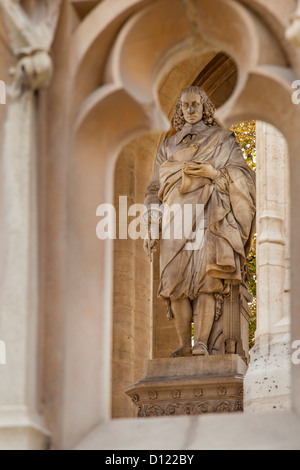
top-left (193, 342), bottom-right (209, 356)
top-left (169, 346), bottom-right (192, 358)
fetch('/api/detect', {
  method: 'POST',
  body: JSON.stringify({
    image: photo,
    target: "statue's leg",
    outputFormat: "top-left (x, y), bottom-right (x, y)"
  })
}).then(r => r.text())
top-left (169, 298), bottom-right (192, 357)
top-left (193, 293), bottom-right (215, 355)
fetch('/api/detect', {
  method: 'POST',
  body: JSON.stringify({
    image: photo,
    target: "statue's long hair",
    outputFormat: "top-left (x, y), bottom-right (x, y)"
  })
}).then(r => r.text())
top-left (173, 86), bottom-right (219, 131)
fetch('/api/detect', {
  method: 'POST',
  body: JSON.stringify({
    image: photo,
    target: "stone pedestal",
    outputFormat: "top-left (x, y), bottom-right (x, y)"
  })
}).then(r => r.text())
top-left (126, 355), bottom-right (247, 417)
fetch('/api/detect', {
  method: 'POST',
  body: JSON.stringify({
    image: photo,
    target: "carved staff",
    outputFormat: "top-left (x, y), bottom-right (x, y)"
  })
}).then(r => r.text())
top-left (226, 284), bottom-right (236, 354)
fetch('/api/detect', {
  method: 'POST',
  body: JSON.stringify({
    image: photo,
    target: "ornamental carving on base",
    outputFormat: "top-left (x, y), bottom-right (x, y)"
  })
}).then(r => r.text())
top-left (136, 399), bottom-right (243, 417)
top-left (126, 356), bottom-right (247, 419)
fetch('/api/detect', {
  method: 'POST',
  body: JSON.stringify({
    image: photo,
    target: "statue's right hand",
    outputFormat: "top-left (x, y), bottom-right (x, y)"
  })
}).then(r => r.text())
top-left (143, 237), bottom-right (158, 257)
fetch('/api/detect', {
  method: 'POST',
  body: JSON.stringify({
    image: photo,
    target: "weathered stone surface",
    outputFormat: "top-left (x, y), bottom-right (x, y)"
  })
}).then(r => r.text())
top-left (126, 355), bottom-right (246, 417)
top-left (144, 86), bottom-right (255, 360)
top-left (244, 122), bottom-right (291, 413)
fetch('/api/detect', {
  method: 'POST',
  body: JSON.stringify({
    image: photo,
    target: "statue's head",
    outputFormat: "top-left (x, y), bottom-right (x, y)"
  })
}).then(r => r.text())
top-left (173, 86), bottom-right (218, 131)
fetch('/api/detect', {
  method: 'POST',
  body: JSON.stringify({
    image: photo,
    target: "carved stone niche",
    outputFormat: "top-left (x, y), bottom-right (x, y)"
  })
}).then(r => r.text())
top-left (126, 355), bottom-right (247, 418)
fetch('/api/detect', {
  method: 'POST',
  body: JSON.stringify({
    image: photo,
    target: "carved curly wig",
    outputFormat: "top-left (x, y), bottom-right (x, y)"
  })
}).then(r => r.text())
top-left (173, 86), bottom-right (219, 131)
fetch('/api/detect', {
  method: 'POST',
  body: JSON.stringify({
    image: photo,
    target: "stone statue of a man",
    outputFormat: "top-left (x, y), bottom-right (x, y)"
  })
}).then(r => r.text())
top-left (144, 86), bottom-right (256, 358)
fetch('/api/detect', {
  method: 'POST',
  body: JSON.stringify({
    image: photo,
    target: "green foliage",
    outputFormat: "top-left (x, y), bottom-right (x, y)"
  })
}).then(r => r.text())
top-left (231, 121), bottom-right (257, 350)
top-left (231, 120), bottom-right (256, 172)
top-left (247, 235), bottom-right (257, 350)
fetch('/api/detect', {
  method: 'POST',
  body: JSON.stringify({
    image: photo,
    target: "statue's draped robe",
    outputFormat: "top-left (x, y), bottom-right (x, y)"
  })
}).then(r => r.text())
top-left (145, 121), bottom-right (256, 303)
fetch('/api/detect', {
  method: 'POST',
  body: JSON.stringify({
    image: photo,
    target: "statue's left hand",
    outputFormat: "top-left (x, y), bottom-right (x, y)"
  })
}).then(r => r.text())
top-left (143, 237), bottom-right (158, 257)
top-left (194, 163), bottom-right (219, 180)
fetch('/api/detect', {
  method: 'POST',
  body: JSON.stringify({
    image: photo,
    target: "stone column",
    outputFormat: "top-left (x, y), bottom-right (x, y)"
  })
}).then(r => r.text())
top-left (0, 0), bottom-right (61, 449)
top-left (134, 136), bottom-right (156, 376)
top-left (151, 247), bottom-right (178, 359)
top-left (244, 121), bottom-right (291, 412)
top-left (112, 146), bottom-right (137, 418)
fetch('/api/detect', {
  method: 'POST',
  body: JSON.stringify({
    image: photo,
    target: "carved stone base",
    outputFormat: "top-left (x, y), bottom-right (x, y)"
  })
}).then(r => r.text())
top-left (125, 355), bottom-right (247, 417)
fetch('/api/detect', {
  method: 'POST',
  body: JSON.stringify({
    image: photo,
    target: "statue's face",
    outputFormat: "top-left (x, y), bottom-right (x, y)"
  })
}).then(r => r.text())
top-left (180, 91), bottom-right (203, 125)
